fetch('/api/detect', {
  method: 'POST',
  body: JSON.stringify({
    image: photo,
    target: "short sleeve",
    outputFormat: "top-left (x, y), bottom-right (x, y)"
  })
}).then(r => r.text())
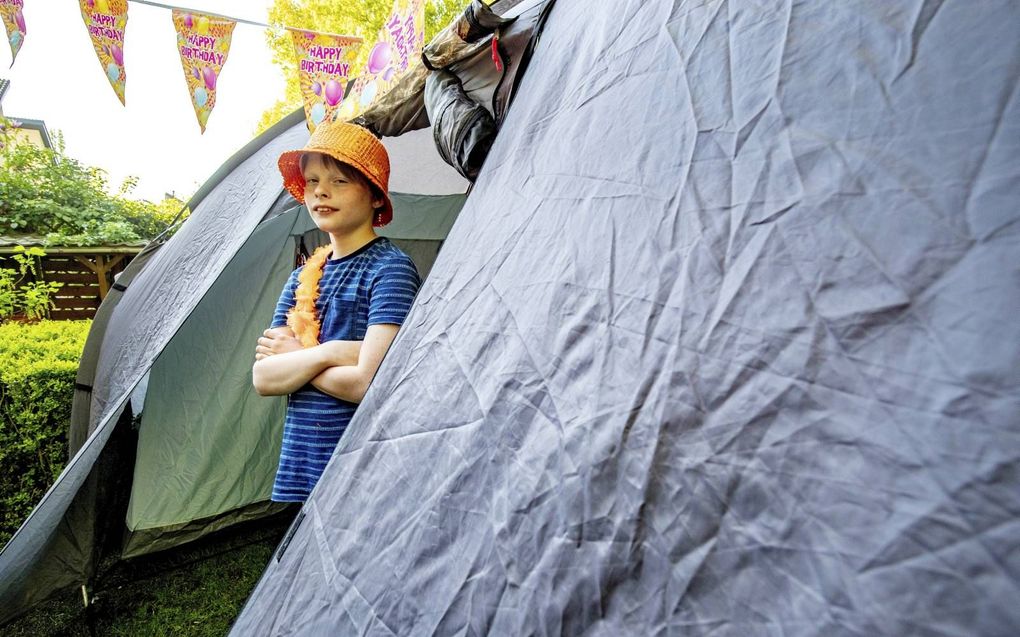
top-left (270, 269), bottom-right (300, 328)
top-left (368, 255), bottom-right (421, 326)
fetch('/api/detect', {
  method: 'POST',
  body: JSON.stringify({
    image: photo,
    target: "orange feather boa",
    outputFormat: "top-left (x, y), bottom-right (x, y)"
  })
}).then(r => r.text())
top-left (287, 245), bottom-right (332, 348)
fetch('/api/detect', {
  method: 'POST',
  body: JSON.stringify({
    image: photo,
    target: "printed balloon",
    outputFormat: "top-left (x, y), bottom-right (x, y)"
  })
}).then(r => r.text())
top-left (111, 44), bottom-right (124, 67)
top-left (324, 80), bottom-right (344, 107)
top-left (339, 99), bottom-right (356, 120)
top-left (192, 67), bottom-right (200, 80)
top-left (96, 0), bottom-right (109, 14)
top-left (14, 11), bottom-right (25, 34)
top-left (360, 81), bottom-right (378, 108)
top-left (183, 14), bottom-right (193, 29)
top-left (311, 81), bottom-right (322, 96)
top-left (202, 66), bottom-right (217, 91)
top-left (197, 16), bottom-right (210, 35)
top-left (311, 102), bottom-right (326, 125)
top-left (9, 32), bottom-right (20, 48)
top-left (382, 67), bottom-right (395, 82)
top-left (194, 87), bottom-right (208, 107)
top-left (106, 63), bottom-right (120, 83)
top-left (86, 0), bottom-right (94, 8)
top-left (367, 42), bottom-right (391, 75)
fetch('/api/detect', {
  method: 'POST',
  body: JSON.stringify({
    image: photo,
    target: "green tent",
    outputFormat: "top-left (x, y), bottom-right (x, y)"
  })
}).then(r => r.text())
top-left (0, 109), bottom-right (467, 620)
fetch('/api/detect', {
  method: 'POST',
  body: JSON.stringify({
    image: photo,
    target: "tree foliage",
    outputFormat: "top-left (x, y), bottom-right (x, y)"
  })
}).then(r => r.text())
top-left (258, 0), bottom-right (467, 133)
top-left (0, 119), bottom-right (189, 246)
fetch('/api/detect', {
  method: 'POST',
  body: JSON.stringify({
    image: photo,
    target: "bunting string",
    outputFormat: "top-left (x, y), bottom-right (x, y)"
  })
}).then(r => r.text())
top-left (127, 0), bottom-right (273, 30)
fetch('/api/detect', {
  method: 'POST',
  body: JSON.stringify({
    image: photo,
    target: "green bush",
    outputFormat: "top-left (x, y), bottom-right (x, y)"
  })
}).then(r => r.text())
top-left (0, 320), bottom-right (90, 545)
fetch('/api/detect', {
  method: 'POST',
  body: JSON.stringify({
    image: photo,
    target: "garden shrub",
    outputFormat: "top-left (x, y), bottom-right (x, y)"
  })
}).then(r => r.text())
top-left (0, 320), bottom-right (90, 545)
top-left (0, 246), bottom-right (64, 321)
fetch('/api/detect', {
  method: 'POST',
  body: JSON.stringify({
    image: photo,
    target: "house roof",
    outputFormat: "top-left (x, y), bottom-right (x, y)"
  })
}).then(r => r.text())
top-left (6, 117), bottom-right (53, 149)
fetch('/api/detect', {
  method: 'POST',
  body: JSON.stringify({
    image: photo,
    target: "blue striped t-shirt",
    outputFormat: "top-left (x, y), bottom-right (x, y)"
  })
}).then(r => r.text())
top-left (268, 237), bottom-right (420, 502)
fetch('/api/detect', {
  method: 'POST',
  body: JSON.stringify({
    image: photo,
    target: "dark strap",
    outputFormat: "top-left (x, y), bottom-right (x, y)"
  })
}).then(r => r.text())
top-left (276, 511), bottom-right (306, 562)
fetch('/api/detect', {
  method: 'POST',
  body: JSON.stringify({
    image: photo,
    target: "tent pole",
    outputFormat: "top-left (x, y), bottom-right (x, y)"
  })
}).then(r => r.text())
top-left (81, 583), bottom-right (99, 636)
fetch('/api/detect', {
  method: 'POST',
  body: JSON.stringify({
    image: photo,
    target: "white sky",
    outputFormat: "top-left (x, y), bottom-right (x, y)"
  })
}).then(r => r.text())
top-left (2, 1), bottom-right (289, 201)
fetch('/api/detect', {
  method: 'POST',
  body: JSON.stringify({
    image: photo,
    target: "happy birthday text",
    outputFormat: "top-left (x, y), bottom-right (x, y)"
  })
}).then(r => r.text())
top-left (89, 13), bottom-right (123, 42)
top-left (300, 60), bottom-right (351, 75)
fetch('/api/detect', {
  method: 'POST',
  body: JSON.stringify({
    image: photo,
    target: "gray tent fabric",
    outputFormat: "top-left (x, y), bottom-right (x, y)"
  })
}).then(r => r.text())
top-left (232, 0), bottom-right (1020, 635)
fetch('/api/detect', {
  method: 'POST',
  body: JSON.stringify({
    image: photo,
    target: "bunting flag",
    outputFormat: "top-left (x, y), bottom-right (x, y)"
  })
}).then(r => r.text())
top-left (79, 0), bottom-right (129, 105)
top-left (0, 0), bottom-right (26, 67)
top-left (172, 10), bottom-right (236, 133)
top-left (339, 0), bottom-right (425, 121)
top-left (289, 28), bottom-right (362, 132)
top-left (9, 0), bottom-right (435, 131)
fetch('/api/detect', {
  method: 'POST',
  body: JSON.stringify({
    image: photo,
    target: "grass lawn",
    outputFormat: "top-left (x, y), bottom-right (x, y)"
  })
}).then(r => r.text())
top-left (5, 513), bottom-right (293, 636)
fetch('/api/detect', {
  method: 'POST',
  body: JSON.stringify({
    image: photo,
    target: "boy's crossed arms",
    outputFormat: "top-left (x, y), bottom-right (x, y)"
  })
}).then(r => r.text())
top-left (252, 324), bottom-right (400, 403)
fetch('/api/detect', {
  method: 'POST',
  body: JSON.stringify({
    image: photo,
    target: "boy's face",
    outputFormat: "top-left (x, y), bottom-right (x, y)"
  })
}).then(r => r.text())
top-left (302, 153), bottom-right (382, 236)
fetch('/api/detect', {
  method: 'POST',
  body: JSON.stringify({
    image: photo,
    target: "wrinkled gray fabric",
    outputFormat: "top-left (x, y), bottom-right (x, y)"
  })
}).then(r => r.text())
top-left (425, 69), bottom-right (498, 180)
top-left (233, 0), bottom-right (1020, 634)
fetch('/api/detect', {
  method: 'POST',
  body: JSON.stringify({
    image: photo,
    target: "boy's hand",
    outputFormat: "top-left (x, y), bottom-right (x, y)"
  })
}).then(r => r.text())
top-left (255, 327), bottom-right (303, 361)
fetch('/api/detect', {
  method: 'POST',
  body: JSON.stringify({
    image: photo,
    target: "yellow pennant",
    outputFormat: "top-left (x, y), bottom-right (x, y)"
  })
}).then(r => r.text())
top-left (289, 28), bottom-right (362, 132)
top-left (171, 10), bottom-right (236, 134)
top-left (0, 0), bottom-right (26, 67)
top-left (78, 0), bottom-right (128, 105)
top-left (339, 0), bottom-right (425, 121)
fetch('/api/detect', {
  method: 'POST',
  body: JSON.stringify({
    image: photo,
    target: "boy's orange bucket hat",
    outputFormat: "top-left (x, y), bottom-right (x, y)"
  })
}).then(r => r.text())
top-left (278, 121), bottom-right (393, 227)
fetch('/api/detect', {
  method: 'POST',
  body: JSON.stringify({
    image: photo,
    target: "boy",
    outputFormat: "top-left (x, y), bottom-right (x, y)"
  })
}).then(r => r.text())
top-left (252, 122), bottom-right (420, 502)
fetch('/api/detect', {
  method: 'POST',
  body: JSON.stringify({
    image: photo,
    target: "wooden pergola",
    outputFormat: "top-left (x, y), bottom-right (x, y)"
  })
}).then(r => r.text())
top-left (0, 241), bottom-right (145, 319)
top-left (65, 249), bottom-right (137, 300)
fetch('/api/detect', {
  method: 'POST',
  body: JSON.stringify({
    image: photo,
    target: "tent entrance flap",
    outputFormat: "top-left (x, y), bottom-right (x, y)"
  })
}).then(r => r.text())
top-left (124, 210), bottom-right (307, 547)
top-left (383, 191), bottom-right (466, 279)
top-left (123, 189), bottom-right (466, 553)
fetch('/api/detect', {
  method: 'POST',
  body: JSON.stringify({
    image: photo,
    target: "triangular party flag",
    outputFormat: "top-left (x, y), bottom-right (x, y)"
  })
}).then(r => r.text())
top-left (288, 28), bottom-right (362, 132)
top-left (172, 10), bottom-right (236, 133)
top-left (339, 0), bottom-right (425, 121)
top-left (78, 0), bottom-right (128, 105)
top-left (0, 0), bottom-right (27, 67)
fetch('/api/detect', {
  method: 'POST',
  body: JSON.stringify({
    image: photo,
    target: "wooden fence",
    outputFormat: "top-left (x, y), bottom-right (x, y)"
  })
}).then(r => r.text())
top-left (1, 249), bottom-right (140, 321)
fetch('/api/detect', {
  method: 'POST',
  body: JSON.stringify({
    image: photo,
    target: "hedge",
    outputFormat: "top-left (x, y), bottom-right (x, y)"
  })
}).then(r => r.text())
top-left (0, 320), bottom-right (90, 546)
